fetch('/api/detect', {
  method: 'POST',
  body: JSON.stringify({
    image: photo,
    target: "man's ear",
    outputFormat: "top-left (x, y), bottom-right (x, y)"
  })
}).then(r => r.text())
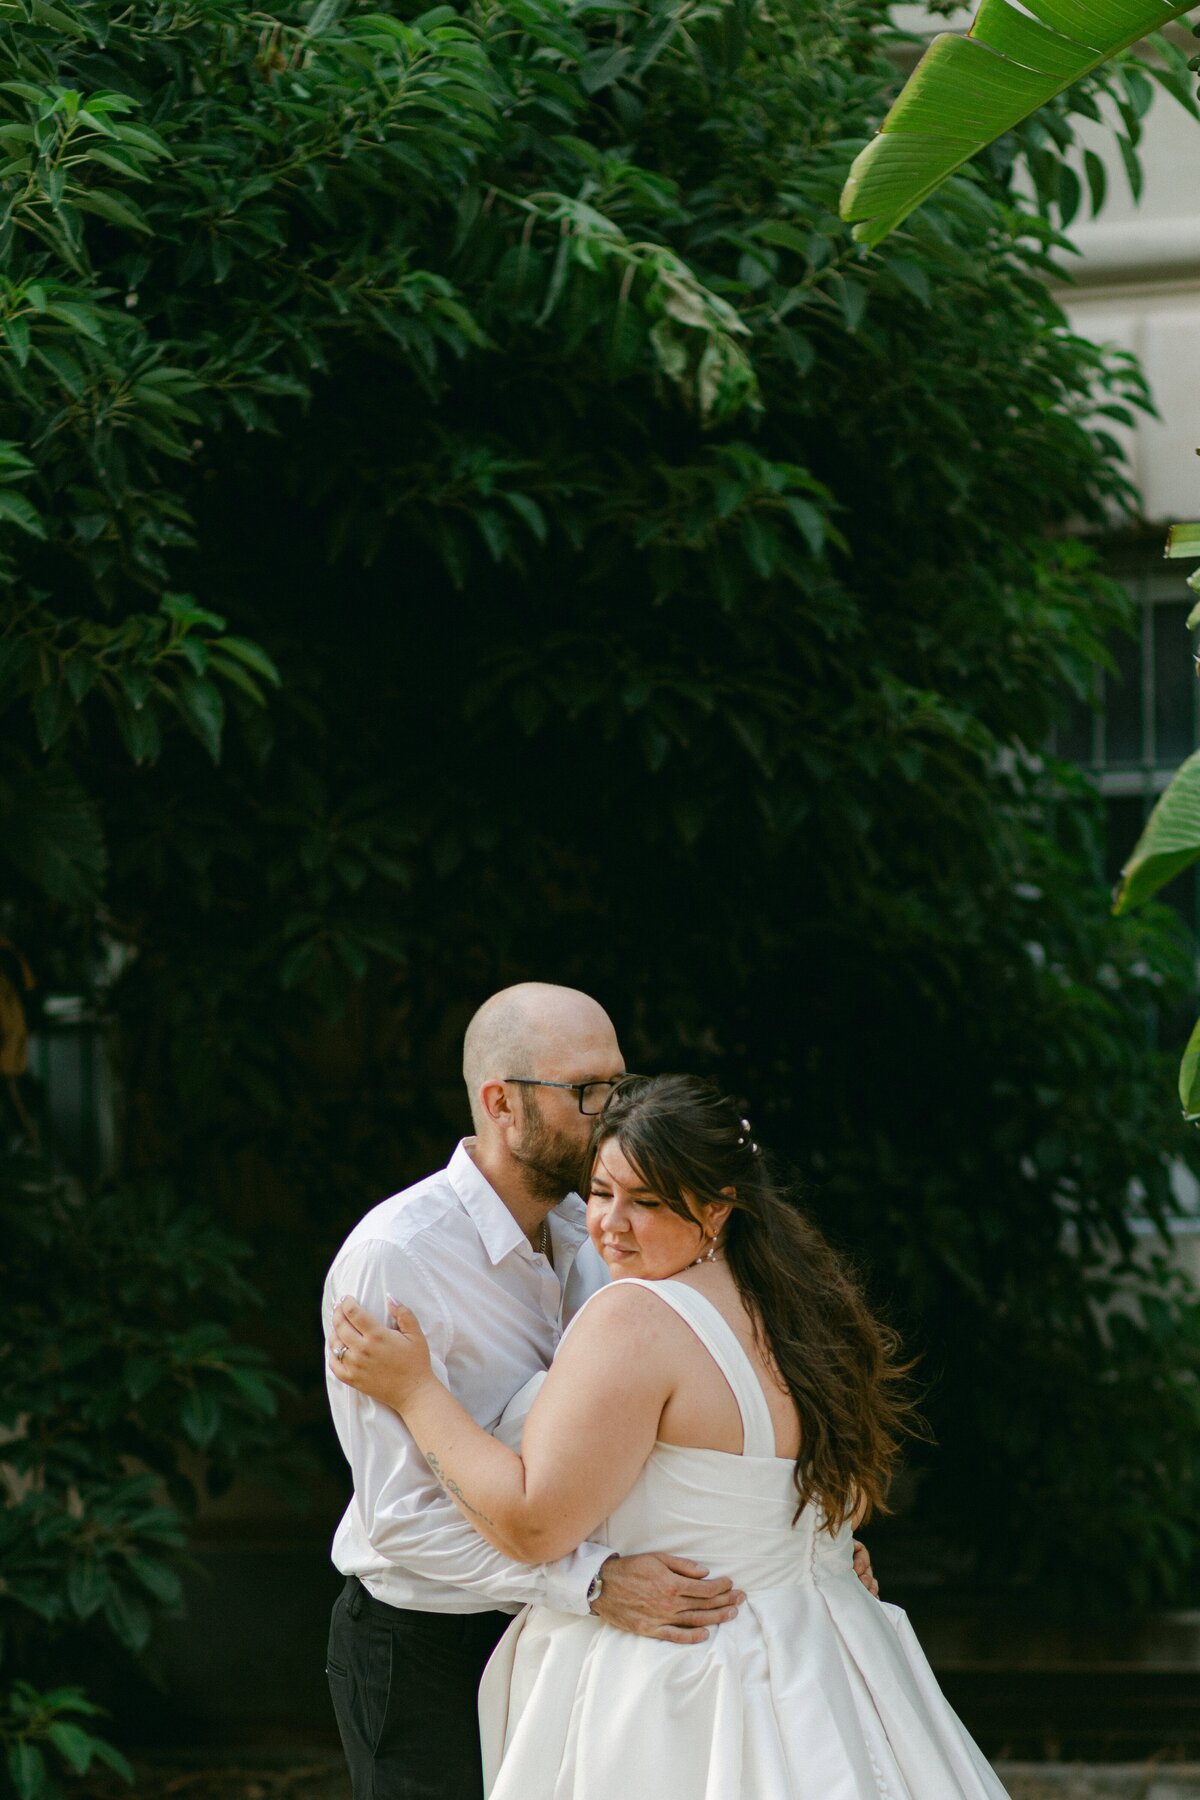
top-left (478, 1078), bottom-right (512, 1126)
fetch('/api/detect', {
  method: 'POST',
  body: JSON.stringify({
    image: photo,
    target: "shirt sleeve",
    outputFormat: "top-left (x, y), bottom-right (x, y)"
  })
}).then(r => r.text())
top-left (324, 1236), bottom-right (610, 1615)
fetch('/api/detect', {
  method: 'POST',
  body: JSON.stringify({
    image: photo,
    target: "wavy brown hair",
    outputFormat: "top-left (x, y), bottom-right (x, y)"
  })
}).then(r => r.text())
top-left (588, 1074), bottom-right (926, 1531)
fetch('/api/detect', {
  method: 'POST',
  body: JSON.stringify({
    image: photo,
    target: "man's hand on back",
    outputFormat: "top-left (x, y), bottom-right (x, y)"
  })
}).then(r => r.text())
top-left (853, 1539), bottom-right (880, 1598)
top-left (589, 1553), bottom-right (744, 1644)
top-left (591, 1538), bottom-right (880, 1642)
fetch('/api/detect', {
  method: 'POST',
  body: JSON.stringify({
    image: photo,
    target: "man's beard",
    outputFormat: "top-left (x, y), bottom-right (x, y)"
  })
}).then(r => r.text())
top-left (512, 1092), bottom-right (591, 1201)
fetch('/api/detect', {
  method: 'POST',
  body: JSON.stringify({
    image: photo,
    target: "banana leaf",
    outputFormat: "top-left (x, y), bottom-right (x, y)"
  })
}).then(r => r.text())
top-left (840, 0), bottom-right (1198, 246)
top-left (1114, 743), bottom-right (1200, 912)
top-left (1179, 1013), bottom-right (1200, 1119)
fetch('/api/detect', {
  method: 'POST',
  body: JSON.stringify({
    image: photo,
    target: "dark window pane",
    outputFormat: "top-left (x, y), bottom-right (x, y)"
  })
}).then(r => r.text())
top-left (1153, 601), bottom-right (1197, 767)
top-left (1105, 795), bottom-right (1146, 889)
top-left (1057, 693), bottom-right (1095, 764)
top-left (1104, 626), bottom-right (1143, 765)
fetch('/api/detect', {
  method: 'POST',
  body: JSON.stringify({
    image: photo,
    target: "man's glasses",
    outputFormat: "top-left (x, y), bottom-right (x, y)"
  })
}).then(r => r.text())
top-left (503, 1077), bottom-right (631, 1116)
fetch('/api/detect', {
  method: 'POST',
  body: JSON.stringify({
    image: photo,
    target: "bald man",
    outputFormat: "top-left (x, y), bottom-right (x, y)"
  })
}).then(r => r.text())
top-left (322, 985), bottom-right (875, 1800)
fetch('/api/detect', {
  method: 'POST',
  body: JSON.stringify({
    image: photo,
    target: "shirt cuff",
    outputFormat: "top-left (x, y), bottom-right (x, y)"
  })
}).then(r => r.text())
top-left (541, 1541), bottom-right (614, 1617)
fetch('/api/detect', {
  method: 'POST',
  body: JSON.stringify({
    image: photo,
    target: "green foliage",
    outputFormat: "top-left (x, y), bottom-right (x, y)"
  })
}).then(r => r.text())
top-left (1, 1684), bottom-right (131, 1800)
top-left (841, 2), bottom-right (1200, 245)
top-left (2, 0), bottom-right (1200, 1728)
top-left (0, 1147), bottom-right (286, 1779)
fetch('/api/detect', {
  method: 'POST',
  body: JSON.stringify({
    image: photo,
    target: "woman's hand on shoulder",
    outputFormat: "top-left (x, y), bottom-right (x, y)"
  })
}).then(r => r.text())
top-left (328, 1293), bottom-right (434, 1412)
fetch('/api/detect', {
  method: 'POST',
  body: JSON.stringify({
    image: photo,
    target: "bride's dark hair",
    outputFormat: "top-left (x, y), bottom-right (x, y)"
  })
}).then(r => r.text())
top-left (587, 1074), bottom-right (924, 1532)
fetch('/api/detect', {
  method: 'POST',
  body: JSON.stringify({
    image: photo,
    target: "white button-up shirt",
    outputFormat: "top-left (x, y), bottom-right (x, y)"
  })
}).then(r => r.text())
top-left (323, 1140), bottom-right (612, 1615)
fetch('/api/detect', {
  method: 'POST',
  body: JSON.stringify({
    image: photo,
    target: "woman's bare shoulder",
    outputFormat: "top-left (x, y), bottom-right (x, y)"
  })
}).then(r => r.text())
top-left (537, 1281), bottom-right (685, 1415)
top-left (563, 1279), bottom-right (688, 1350)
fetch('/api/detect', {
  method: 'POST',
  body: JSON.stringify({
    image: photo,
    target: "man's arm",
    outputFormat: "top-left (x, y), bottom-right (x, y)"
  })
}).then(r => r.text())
top-left (324, 1237), bottom-right (608, 1613)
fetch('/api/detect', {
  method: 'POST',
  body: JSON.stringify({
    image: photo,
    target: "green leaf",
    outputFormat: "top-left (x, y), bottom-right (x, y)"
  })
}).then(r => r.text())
top-left (757, 220), bottom-right (810, 255)
top-left (473, 507), bottom-right (509, 562)
top-left (835, 276), bottom-right (867, 333)
top-left (113, 695), bottom-right (162, 764)
top-left (208, 654), bottom-right (264, 704)
top-left (1083, 147), bottom-right (1107, 216)
top-left (784, 496), bottom-right (825, 557)
top-left (181, 1385), bottom-right (221, 1448)
top-left (1179, 1014), bottom-right (1200, 1122)
top-left (161, 593), bottom-right (226, 631)
top-left (0, 440), bottom-right (35, 472)
top-left (64, 654), bottom-right (98, 702)
top-left (126, 1553), bottom-right (183, 1606)
top-left (0, 81), bottom-right (50, 103)
top-left (3, 314), bottom-right (31, 366)
top-left (6, 1743), bottom-right (46, 1800)
top-left (92, 1741), bottom-right (135, 1782)
top-left (174, 674), bottom-right (225, 761)
top-left (224, 1362), bottom-right (278, 1414)
top-left (119, 664), bottom-right (153, 710)
top-left (0, 637), bottom-right (36, 709)
top-left (46, 1722), bottom-right (98, 1776)
top-left (503, 492), bottom-right (548, 543)
top-left (840, 0), bottom-right (1199, 244)
top-left (1166, 522), bottom-right (1200, 559)
top-left (887, 255), bottom-right (932, 306)
top-left (31, 0), bottom-right (87, 34)
top-left (0, 491), bottom-right (45, 537)
top-left (215, 635), bottom-right (282, 686)
top-left (0, 764), bottom-right (107, 904)
top-left (1113, 748), bottom-right (1200, 914)
top-left (44, 300), bottom-right (107, 341)
top-left (67, 1558), bottom-right (109, 1619)
top-left (75, 188), bottom-right (153, 235)
top-left (104, 1585), bottom-right (153, 1652)
top-left (33, 682), bottom-right (71, 750)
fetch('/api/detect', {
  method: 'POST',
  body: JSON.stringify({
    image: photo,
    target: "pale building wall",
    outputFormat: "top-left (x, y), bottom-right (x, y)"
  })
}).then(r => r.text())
top-left (1056, 87), bottom-right (1200, 523)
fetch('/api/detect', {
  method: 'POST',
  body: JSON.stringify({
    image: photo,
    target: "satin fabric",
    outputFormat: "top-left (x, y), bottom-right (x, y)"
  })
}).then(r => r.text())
top-left (478, 1279), bottom-right (1010, 1800)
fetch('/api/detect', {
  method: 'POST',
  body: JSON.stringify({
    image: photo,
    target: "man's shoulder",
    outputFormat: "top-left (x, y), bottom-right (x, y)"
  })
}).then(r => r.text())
top-left (330, 1164), bottom-right (462, 1271)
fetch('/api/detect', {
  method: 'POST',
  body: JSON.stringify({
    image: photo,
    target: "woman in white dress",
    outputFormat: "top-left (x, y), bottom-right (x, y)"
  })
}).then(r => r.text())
top-left (328, 1074), bottom-right (1011, 1800)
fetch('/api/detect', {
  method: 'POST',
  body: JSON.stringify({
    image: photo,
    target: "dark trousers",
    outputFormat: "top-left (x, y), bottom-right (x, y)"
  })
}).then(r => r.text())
top-left (327, 1576), bottom-right (512, 1800)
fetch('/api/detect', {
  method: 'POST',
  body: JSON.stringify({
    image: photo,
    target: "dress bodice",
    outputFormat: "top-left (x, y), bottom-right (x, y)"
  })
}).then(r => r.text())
top-left (483, 1277), bottom-right (1011, 1800)
top-left (494, 1277), bottom-right (856, 1596)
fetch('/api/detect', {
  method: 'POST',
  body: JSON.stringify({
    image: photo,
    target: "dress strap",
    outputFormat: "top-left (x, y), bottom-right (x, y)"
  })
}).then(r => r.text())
top-left (621, 1279), bottom-right (778, 1458)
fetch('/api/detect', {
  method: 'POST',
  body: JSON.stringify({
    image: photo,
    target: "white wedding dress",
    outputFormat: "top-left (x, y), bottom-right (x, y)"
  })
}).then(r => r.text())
top-left (478, 1278), bottom-right (1010, 1800)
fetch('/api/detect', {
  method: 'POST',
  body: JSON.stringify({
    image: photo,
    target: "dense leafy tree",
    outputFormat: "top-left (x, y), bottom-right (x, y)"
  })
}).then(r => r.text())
top-left (4, 0), bottom-right (1200, 1776)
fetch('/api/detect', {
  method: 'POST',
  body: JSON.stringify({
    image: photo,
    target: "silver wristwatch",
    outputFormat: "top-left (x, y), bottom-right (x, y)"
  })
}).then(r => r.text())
top-left (586, 1569), bottom-right (605, 1611)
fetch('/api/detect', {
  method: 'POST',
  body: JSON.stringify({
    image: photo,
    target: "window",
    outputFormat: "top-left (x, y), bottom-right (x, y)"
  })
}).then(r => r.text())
top-left (1058, 557), bottom-right (1200, 1242)
top-left (1058, 561), bottom-right (1200, 931)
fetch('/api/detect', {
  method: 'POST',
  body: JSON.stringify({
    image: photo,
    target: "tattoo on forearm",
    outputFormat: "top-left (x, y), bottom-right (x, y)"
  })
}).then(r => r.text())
top-left (425, 1451), bottom-right (498, 1529)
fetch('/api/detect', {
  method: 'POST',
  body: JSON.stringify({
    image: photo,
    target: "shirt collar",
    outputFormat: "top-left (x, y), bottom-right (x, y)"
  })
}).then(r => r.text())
top-left (447, 1140), bottom-right (586, 1266)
